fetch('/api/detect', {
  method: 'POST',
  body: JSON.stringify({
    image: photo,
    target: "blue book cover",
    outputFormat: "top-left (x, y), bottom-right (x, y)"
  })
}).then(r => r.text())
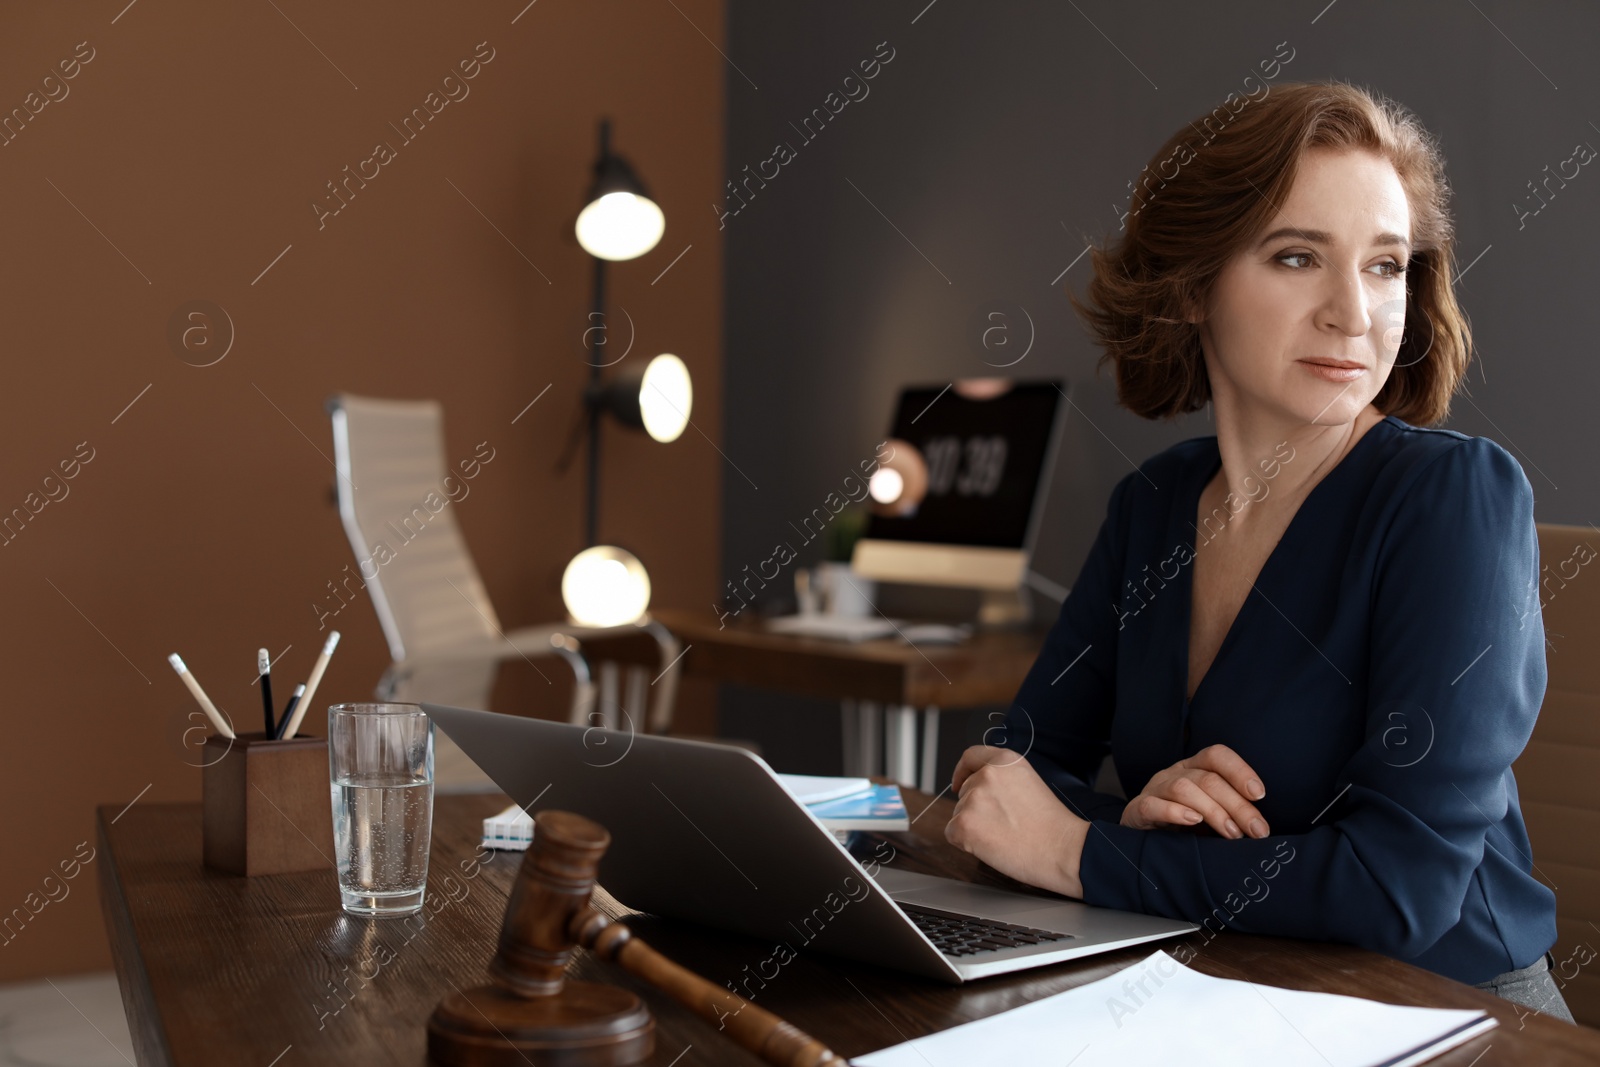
top-left (806, 783), bottom-right (909, 831)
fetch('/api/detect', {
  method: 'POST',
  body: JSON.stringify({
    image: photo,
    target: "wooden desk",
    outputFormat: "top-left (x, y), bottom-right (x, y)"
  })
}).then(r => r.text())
top-left (647, 607), bottom-right (1049, 790)
top-left (99, 790), bottom-right (1599, 1065)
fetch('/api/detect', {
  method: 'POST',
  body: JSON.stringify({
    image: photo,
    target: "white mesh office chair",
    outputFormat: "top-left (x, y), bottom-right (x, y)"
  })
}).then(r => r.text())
top-left (327, 393), bottom-right (683, 790)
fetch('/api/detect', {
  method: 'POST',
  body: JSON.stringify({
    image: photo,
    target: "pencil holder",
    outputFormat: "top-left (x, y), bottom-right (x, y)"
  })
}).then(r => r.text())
top-left (201, 731), bottom-right (335, 877)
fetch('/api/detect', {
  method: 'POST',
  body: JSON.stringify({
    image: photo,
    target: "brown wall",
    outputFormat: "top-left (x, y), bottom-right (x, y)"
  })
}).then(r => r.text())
top-left (0, 0), bottom-right (723, 981)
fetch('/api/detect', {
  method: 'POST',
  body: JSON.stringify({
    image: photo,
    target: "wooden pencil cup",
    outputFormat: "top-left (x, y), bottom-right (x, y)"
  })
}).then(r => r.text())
top-left (201, 731), bottom-right (335, 877)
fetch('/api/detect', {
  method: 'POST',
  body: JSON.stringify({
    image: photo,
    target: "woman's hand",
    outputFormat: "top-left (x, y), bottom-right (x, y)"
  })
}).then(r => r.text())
top-left (1120, 744), bottom-right (1271, 840)
top-left (945, 745), bottom-right (1089, 898)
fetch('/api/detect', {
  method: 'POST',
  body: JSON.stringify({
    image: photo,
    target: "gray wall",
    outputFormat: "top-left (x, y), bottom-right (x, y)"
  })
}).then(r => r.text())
top-left (717, 1), bottom-right (1600, 773)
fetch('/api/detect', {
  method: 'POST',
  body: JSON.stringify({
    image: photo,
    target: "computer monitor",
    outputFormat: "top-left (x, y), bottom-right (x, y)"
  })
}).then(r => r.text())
top-left (851, 378), bottom-right (1066, 621)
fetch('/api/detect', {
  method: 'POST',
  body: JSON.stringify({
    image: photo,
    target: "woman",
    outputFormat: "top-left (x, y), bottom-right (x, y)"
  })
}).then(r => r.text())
top-left (944, 81), bottom-right (1574, 1022)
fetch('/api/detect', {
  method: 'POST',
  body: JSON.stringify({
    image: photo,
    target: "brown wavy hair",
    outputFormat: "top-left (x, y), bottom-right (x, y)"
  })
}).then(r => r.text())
top-left (1069, 80), bottom-right (1470, 426)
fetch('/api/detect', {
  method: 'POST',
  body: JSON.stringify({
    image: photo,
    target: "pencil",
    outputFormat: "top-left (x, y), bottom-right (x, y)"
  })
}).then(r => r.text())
top-left (281, 631), bottom-right (340, 740)
top-left (257, 648), bottom-right (276, 738)
top-left (274, 684), bottom-right (306, 740)
top-left (167, 654), bottom-right (237, 739)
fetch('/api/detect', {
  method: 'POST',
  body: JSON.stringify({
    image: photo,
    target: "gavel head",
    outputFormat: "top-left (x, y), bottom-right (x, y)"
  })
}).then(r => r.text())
top-left (429, 809), bottom-right (655, 1065)
top-left (488, 809), bottom-right (611, 998)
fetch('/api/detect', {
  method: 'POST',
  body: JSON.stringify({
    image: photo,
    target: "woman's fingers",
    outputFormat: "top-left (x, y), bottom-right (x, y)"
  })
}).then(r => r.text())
top-left (1172, 771), bottom-right (1269, 839)
top-left (1121, 794), bottom-right (1204, 831)
top-left (1188, 744), bottom-right (1267, 803)
top-left (950, 744), bottom-right (1015, 794)
top-left (1167, 774), bottom-right (1243, 837)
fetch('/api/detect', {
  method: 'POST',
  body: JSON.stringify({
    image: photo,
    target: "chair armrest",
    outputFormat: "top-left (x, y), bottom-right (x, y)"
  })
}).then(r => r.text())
top-left (510, 618), bottom-right (684, 734)
top-left (380, 629), bottom-right (594, 713)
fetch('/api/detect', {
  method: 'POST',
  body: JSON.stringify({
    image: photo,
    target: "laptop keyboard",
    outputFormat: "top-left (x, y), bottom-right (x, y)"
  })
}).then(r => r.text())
top-left (900, 903), bottom-right (1075, 957)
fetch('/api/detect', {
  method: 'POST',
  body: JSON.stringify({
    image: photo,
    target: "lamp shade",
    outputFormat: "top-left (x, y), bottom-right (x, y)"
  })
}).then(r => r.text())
top-left (639, 354), bottom-right (691, 442)
top-left (576, 126), bottom-right (662, 262)
top-left (562, 545), bottom-right (651, 627)
top-left (575, 147), bottom-right (664, 261)
top-left (594, 353), bottom-right (693, 443)
top-left (576, 192), bottom-right (664, 261)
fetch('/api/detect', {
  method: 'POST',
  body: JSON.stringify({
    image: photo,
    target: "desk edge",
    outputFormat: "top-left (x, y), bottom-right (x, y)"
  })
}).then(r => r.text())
top-left (96, 805), bottom-right (175, 1067)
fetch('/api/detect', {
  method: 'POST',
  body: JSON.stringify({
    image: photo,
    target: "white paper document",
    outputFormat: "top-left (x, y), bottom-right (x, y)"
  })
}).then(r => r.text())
top-left (852, 949), bottom-right (1496, 1067)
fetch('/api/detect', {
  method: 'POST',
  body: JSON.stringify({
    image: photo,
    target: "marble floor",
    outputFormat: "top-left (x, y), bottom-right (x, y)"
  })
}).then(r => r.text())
top-left (0, 972), bottom-right (134, 1067)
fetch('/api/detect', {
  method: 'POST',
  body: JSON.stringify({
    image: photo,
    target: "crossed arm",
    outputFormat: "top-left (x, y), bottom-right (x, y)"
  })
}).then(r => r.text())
top-left (945, 741), bottom-right (1269, 899)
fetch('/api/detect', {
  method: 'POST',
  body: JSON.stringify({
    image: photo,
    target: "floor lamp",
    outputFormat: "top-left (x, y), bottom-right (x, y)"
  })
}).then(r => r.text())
top-left (560, 118), bottom-right (692, 628)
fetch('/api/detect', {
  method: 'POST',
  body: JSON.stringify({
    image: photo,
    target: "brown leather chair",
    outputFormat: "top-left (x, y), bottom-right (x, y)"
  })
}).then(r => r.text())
top-left (1513, 522), bottom-right (1600, 1026)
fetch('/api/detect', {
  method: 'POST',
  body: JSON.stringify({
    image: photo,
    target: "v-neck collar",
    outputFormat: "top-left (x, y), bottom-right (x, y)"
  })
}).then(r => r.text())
top-left (1177, 416), bottom-right (1398, 711)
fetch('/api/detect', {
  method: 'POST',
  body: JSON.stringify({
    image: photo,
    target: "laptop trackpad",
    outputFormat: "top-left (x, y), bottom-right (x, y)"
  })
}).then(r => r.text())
top-left (873, 867), bottom-right (1073, 918)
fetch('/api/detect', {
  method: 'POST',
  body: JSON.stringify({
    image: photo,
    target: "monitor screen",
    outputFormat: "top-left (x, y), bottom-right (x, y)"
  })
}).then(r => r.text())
top-left (864, 379), bottom-right (1063, 550)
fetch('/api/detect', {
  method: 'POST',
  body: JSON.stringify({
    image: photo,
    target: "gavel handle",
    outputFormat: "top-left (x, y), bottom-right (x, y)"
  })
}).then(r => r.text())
top-left (569, 906), bottom-right (851, 1067)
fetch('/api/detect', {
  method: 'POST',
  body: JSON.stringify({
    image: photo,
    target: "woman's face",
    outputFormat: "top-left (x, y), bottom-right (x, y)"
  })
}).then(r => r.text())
top-left (1191, 147), bottom-right (1412, 428)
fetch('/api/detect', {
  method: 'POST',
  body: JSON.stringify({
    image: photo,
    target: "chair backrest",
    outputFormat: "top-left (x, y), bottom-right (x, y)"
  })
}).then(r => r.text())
top-left (1513, 522), bottom-right (1600, 1026)
top-left (328, 393), bottom-right (504, 663)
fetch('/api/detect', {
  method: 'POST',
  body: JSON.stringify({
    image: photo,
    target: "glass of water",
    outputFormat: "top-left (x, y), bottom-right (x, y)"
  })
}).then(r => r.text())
top-left (327, 703), bottom-right (434, 917)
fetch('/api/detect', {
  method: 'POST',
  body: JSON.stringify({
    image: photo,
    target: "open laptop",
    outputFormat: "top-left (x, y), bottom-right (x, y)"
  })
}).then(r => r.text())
top-left (423, 702), bottom-right (1196, 982)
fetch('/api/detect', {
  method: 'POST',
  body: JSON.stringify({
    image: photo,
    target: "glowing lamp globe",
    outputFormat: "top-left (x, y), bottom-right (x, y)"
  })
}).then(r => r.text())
top-left (868, 438), bottom-right (929, 518)
top-left (869, 468), bottom-right (905, 505)
top-left (562, 546), bottom-right (652, 627)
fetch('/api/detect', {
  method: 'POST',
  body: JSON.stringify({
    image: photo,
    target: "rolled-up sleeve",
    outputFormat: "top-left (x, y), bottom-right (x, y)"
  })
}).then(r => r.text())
top-left (1074, 437), bottom-right (1549, 960)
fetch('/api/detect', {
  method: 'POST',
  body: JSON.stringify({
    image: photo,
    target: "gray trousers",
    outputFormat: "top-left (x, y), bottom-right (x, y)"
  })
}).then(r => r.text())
top-left (1472, 950), bottom-right (1576, 1024)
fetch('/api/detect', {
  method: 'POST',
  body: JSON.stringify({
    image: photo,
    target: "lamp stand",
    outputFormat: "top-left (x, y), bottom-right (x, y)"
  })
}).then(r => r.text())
top-left (585, 250), bottom-right (606, 550)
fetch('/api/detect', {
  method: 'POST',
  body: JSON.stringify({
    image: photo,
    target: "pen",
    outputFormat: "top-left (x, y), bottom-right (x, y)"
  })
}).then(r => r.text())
top-left (274, 684), bottom-right (306, 739)
top-left (280, 631), bottom-right (340, 740)
top-left (167, 654), bottom-right (237, 739)
top-left (258, 648), bottom-right (275, 738)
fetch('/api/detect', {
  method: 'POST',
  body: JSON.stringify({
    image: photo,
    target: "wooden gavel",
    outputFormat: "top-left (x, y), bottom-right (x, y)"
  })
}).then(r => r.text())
top-left (428, 809), bottom-right (850, 1067)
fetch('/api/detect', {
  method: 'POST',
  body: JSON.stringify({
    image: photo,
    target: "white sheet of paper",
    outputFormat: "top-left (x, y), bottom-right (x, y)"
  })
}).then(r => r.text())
top-left (852, 949), bottom-right (1495, 1067)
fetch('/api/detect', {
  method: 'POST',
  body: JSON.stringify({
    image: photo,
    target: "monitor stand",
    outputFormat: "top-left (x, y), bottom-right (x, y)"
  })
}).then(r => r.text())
top-left (868, 580), bottom-right (1036, 631)
top-left (977, 586), bottom-right (1032, 629)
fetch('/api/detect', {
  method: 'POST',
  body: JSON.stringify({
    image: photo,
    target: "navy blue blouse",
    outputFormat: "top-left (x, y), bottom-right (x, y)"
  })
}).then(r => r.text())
top-left (1001, 414), bottom-right (1557, 985)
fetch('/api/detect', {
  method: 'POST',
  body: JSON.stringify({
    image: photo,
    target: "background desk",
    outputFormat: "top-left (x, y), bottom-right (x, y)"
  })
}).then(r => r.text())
top-left (99, 789), bottom-right (1599, 1065)
top-left (647, 607), bottom-right (1048, 790)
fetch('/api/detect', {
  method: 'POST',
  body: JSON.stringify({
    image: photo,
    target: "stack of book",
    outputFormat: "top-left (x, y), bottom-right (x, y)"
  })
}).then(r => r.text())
top-left (778, 774), bottom-right (910, 842)
top-left (480, 773), bottom-right (909, 850)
